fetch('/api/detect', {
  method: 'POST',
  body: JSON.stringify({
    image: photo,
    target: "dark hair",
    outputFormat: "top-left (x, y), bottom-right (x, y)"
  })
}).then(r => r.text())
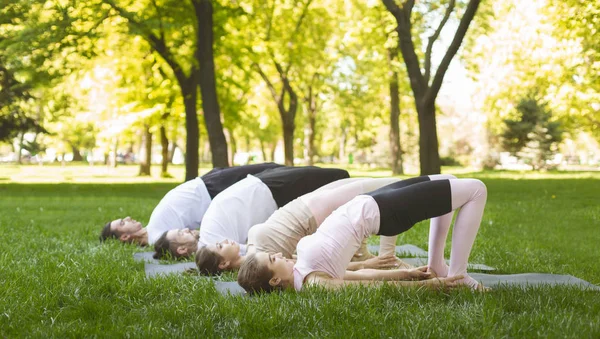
top-left (153, 231), bottom-right (185, 260)
top-left (99, 221), bottom-right (117, 242)
top-left (195, 246), bottom-right (225, 275)
top-left (237, 252), bottom-right (277, 294)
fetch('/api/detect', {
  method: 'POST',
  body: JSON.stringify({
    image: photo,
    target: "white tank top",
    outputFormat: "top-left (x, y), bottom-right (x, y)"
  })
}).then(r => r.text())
top-left (146, 177), bottom-right (211, 244)
top-left (198, 175), bottom-right (278, 253)
top-left (292, 195), bottom-right (380, 291)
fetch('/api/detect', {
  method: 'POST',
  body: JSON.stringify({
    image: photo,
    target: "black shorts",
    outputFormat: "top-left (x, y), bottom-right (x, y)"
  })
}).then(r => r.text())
top-left (254, 166), bottom-right (350, 207)
top-left (201, 163), bottom-right (284, 198)
top-left (366, 177), bottom-right (452, 236)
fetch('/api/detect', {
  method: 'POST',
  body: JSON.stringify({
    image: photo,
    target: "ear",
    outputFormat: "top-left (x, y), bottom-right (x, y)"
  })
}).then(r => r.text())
top-left (269, 276), bottom-right (281, 287)
top-left (176, 246), bottom-right (189, 256)
top-left (119, 234), bottom-right (131, 242)
top-left (218, 260), bottom-right (231, 270)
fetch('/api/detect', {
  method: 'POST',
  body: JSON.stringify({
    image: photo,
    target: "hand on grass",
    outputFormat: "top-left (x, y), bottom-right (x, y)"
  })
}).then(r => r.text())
top-left (362, 255), bottom-right (400, 270)
top-left (408, 266), bottom-right (433, 280)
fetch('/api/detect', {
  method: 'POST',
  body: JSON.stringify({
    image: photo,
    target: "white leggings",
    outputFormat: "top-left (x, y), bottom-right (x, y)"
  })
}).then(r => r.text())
top-left (426, 177), bottom-right (487, 288)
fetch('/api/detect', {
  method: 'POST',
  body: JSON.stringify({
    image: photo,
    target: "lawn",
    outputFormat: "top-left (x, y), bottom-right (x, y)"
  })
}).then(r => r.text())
top-left (1, 164), bottom-right (599, 337)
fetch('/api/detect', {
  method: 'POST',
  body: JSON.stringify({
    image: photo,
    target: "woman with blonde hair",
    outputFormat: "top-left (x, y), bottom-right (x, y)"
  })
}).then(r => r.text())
top-left (238, 176), bottom-right (488, 293)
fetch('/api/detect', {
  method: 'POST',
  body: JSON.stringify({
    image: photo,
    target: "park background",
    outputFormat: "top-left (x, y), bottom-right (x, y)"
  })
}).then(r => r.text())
top-left (1, 0), bottom-right (600, 337)
top-left (1, 0), bottom-right (598, 176)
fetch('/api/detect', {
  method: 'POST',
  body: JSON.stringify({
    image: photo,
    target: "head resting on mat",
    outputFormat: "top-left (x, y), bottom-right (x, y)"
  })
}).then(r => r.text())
top-left (153, 228), bottom-right (199, 260)
top-left (237, 252), bottom-right (294, 294)
top-left (99, 216), bottom-right (147, 246)
top-left (195, 239), bottom-right (241, 275)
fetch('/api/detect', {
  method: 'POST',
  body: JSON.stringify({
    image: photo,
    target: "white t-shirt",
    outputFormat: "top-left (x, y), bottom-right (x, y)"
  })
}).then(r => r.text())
top-left (146, 177), bottom-right (212, 244)
top-left (293, 195), bottom-right (380, 291)
top-left (198, 175), bottom-right (278, 255)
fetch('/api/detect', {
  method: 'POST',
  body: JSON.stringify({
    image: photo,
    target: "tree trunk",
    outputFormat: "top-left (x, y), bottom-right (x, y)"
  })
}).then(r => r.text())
top-left (339, 125), bottom-right (347, 163)
top-left (388, 48), bottom-right (403, 175)
top-left (308, 113), bottom-right (316, 165)
top-left (139, 125), bottom-right (152, 176)
top-left (417, 101), bottom-right (441, 175)
top-left (17, 132), bottom-right (24, 164)
top-left (382, 0), bottom-right (481, 176)
top-left (304, 83), bottom-right (317, 166)
top-left (194, 0), bottom-right (229, 169)
top-left (228, 129), bottom-right (237, 166)
top-left (160, 125), bottom-right (169, 175)
top-left (112, 137), bottom-right (118, 168)
top-left (303, 122), bottom-right (314, 166)
top-left (169, 141), bottom-right (177, 163)
top-left (72, 147), bottom-right (83, 162)
top-left (182, 83), bottom-right (200, 181)
top-left (270, 141), bottom-right (277, 162)
top-left (282, 122), bottom-right (295, 166)
top-left (260, 140), bottom-right (267, 163)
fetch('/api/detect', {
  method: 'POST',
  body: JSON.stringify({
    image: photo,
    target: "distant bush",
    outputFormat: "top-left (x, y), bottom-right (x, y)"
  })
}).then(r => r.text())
top-left (440, 156), bottom-right (462, 166)
top-left (501, 96), bottom-right (563, 170)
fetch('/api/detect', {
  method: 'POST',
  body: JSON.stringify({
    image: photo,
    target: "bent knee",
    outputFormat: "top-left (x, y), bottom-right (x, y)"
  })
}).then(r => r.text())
top-left (469, 179), bottom-right (487, 199)
top-left (428, 174), bottom-right (457, 181)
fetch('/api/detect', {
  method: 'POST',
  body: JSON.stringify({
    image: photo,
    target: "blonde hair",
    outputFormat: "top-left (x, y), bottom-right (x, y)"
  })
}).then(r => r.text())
top-left (237, 253), bottom-right (277, 294)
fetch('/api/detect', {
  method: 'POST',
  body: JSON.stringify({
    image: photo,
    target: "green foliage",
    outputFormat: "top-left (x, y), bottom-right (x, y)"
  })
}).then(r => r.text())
top-left (61, 122), bottom-right (98, 154)
top-left (502, 96), bottom-right (563, 169)
top-left (0, 112), bottom-right (44, 142)
top-left (20, 138), bottom-right (46, 156)
top-left (465, 0), bottom-right (600, 147)
top-left (545, 0), bottom-right (600, 139)
top-left (439, 155), bottom-right (461, 166)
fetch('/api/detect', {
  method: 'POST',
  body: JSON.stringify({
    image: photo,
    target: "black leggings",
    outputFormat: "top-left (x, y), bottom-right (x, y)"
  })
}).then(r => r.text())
top-left (202, 163), bottom-right (284, 198)
top-left (366, 176), bottom-right (452, 236)
top-left (255, 166), bottom-right (350, 207)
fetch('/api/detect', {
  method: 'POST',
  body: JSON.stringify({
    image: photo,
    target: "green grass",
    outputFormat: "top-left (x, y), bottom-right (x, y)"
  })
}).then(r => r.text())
top-left (1, 166), bottom-right (599, 337)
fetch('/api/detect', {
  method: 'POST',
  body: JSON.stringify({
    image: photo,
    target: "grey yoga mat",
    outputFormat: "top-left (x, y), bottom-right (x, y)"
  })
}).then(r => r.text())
top-left (145, 262), bottom-right (196, 277)
top-left (398, 257), bottom-right (496, 272)
top-left (470, 273), bottom-right (600, 291)
top-left (143, 262), bottom-right (599, 292)
top-left (134, 251), bottom-right (160, 264)
top-left (367, 244), bottom-right (428, 257)
top-left (144, 262), bottom-right (247, 296)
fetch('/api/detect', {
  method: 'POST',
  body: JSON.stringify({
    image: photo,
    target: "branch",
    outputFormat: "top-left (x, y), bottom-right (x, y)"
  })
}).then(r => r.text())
top-left (273, 60), bottom-right (293, 113)
top-left (381, 0), bottom-right (401, 17)
top-left (382, 0), bottom-right (426, 99)
top-left (585, 114), bottom-right (600, 128)
top-left (253, 62), bottom-right (279, 103)
top-left (285, 0), bottom-right (313, 74)
top-left (404, 0), bottom-right (415, 21)
top-left (104, 0), bottom-right (187, 84)
top-left (424, 0), bottom-right (455, 85)
top-left (265, 0), bottom-right (275, 41)
top-left (289, 0), bottom-right (313, 44)
top-left (425, 0), bottom-right (481, 104)
top-left (150, 0), bottom-right (165, 43)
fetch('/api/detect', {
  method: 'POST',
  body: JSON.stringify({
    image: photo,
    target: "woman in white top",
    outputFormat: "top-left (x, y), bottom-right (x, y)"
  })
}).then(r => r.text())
top-left (237, 176), bottom-right (488, 293)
